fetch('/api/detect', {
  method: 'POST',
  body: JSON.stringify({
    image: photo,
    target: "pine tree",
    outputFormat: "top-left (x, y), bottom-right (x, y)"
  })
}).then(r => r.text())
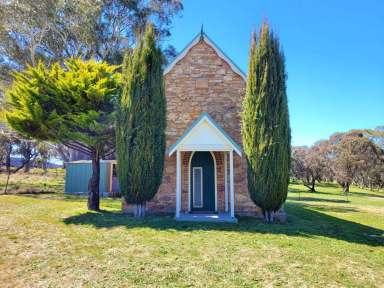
top-left (116, 24), bottom-right (166, 217)
top-left (6, 59), bottom-right (120, 211)
top-left (242, 22), bottom-right (291, 223)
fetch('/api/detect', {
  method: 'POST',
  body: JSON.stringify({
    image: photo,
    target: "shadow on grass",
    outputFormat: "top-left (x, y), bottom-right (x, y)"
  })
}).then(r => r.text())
top-left (348, 191), bottom-right (384, 199)
top-left (0, 191), bottom-right (57, 197)
top-left (303, 205), bottom-right (359, 213)
top-left (289, 186), bottom-right (384, 199)
top-left (288, 188), bottom-right (308, 193)
top-left (288, 188), bottom-right (336, 196)
top-left (12, 191), bottom-right (57, 195)
top-left (63, 202), bottom-right (384, 247)
top-left (288, 197), bottom-right (350, 203)
top-left (2, 192), bottom-right (88, 202)
top-left (0, 183), bottom-right (64, 195)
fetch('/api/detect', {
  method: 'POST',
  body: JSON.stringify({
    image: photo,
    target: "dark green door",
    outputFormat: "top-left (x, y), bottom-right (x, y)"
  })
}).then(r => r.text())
top-left (190, 152), bottom-right (215, 212)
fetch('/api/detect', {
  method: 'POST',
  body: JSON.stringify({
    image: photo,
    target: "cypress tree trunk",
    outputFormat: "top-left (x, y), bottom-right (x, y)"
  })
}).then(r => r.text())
top-left (242, 23), bottom-right (291, 223)
top-left (134, 204), bottom-right (139, 218)
top-left (88, 150), bottom-right (100, 211)
top-left (133, 203), bottom-right (146, 218)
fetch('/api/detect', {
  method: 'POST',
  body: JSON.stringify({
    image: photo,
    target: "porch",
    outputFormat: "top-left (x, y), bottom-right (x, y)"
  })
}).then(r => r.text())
top-left (177, 212), bottom-right (238, 223)
top-left (167, 112), bottom-right (242, 223)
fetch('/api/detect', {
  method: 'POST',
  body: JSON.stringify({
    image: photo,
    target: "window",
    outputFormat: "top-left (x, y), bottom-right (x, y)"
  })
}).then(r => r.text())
top-left (193, 167), bottom-right (203, 208)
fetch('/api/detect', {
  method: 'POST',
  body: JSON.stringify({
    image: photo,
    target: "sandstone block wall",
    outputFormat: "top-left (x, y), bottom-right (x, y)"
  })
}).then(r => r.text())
top-left (123, 39), bottom-right (261, 217)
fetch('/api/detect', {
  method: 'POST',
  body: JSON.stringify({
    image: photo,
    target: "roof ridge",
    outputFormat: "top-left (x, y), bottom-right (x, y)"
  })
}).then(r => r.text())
top-left (164, 30), bottom-right (246, 81)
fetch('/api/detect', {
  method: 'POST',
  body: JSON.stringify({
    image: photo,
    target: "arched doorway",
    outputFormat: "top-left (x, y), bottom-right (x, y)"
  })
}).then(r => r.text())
top-left (190, 152), bottom-right (215, 212)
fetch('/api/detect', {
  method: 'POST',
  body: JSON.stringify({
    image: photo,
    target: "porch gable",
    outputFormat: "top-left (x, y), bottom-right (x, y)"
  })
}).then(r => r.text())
top-left (167, 112), bottom-right (242, 157)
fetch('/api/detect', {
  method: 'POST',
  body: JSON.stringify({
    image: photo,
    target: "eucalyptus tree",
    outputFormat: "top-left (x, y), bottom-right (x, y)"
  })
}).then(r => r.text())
top-left (0, 0), bottom-right (183, 90)
top-left (330, 132), bottom-right (383, 193)
top-left (291, 141), bottom-right (332, 192)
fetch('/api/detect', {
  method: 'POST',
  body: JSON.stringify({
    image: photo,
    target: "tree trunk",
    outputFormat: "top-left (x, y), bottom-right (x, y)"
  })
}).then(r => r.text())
top-left (3, 170), bottom-right (11, 195)
top-left (134, 204), bottom-right (139, 217)
top-left (24, 162), bottom-right (31, 173)
top-left (133, 202), bottom-right (146, 218)
top-left (3, 145), bottom-right (12, 194)
top-left (141, 202), bottom-right (146, 217)
top-left (343, 182), bottom-right (350, 193)
top-left (310, 179), bottom-right (316, 192)
top-left (5, 145), bottom-right (11, 172)
top-left (263, 210), bottom-right (276, 224)
top-left (88, 150), bottom-right (100, 211)
top-left (304, 178), bottom-right (316, 192)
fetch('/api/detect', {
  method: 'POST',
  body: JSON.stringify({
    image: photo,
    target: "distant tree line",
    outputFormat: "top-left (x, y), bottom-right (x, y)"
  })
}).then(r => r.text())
top-left (0, 130), bottom-right (71, 194)
top-left (291, 128), bottom-right (384, 193)
top-left (0, 132), bottom-right (64, 173)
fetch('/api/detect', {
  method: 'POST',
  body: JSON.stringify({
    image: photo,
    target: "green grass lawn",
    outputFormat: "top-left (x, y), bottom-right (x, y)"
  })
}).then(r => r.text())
top-left (0, 177), bottom-right (383, 287)
top-left (0, 168), bottom-right (64, 194)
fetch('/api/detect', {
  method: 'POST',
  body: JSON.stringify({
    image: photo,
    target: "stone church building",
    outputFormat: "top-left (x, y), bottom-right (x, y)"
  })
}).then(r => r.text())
top-left (122, 30), bottom-right (262, 222)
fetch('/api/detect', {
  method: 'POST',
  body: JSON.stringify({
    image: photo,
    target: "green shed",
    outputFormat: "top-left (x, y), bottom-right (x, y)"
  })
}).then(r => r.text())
top-left (65, 160), bottom-right (119, 196)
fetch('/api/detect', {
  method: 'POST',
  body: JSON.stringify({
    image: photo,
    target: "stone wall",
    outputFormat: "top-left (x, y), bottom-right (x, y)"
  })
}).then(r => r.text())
top-left (123, 38), bottom-right (262, 216)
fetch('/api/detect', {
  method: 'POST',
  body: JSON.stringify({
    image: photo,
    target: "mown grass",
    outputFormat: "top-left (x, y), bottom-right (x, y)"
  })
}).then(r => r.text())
top-left (0, 174), bottom-right (383, 287)
top-left (0, 168), bottom-right (64, 194)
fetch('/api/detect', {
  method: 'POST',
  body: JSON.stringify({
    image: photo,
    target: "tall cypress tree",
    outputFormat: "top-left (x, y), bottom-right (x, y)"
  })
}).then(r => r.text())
top-left (116, 24), bottom-right (166, 217)
top-left (242, 22), bottom-right (291, 223)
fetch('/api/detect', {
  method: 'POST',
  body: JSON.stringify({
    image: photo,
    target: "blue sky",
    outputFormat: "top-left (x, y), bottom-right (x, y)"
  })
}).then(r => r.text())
top-left (164, 0), bottom-right (384, 146)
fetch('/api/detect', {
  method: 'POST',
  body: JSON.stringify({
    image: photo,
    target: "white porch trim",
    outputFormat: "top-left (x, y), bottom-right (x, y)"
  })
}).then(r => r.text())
top-left (175, 149), bottom-right (236, 220)
top-left (175, 150), bottom-right (181, 218)
top-left (172, 113), bottom-right (239, 220)
top-left (187, 151), bottom-right (195, 212)
top-left (211, 151), bottom-right (218, 212)
top-left (167, 112), bottom-right (242, 157)
top-left (229, 150), bottom-right (235, 218)
top-left (224, 152), bottom-right (228, 212)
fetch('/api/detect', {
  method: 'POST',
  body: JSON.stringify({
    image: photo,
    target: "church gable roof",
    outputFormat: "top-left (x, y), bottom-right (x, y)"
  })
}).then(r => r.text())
top-left (164, 30), bottom-right (247, 81)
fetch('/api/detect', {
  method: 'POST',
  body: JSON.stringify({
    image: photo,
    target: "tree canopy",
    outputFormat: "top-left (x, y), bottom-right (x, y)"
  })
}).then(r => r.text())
top-left (292, 130), bottom-right (384, 192)
top-left (291, 141), bottom-right (332, 192)
top-left (0, 0), bottom-right (182, 90)
top-left (116, 24), bottom-right (166, 217)
top-left (242, 23), bottom-right (291, 223)
top-left (330, 131), bottom-right (383, 192)
top-left (5, 58), bottom-right (121, 210)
